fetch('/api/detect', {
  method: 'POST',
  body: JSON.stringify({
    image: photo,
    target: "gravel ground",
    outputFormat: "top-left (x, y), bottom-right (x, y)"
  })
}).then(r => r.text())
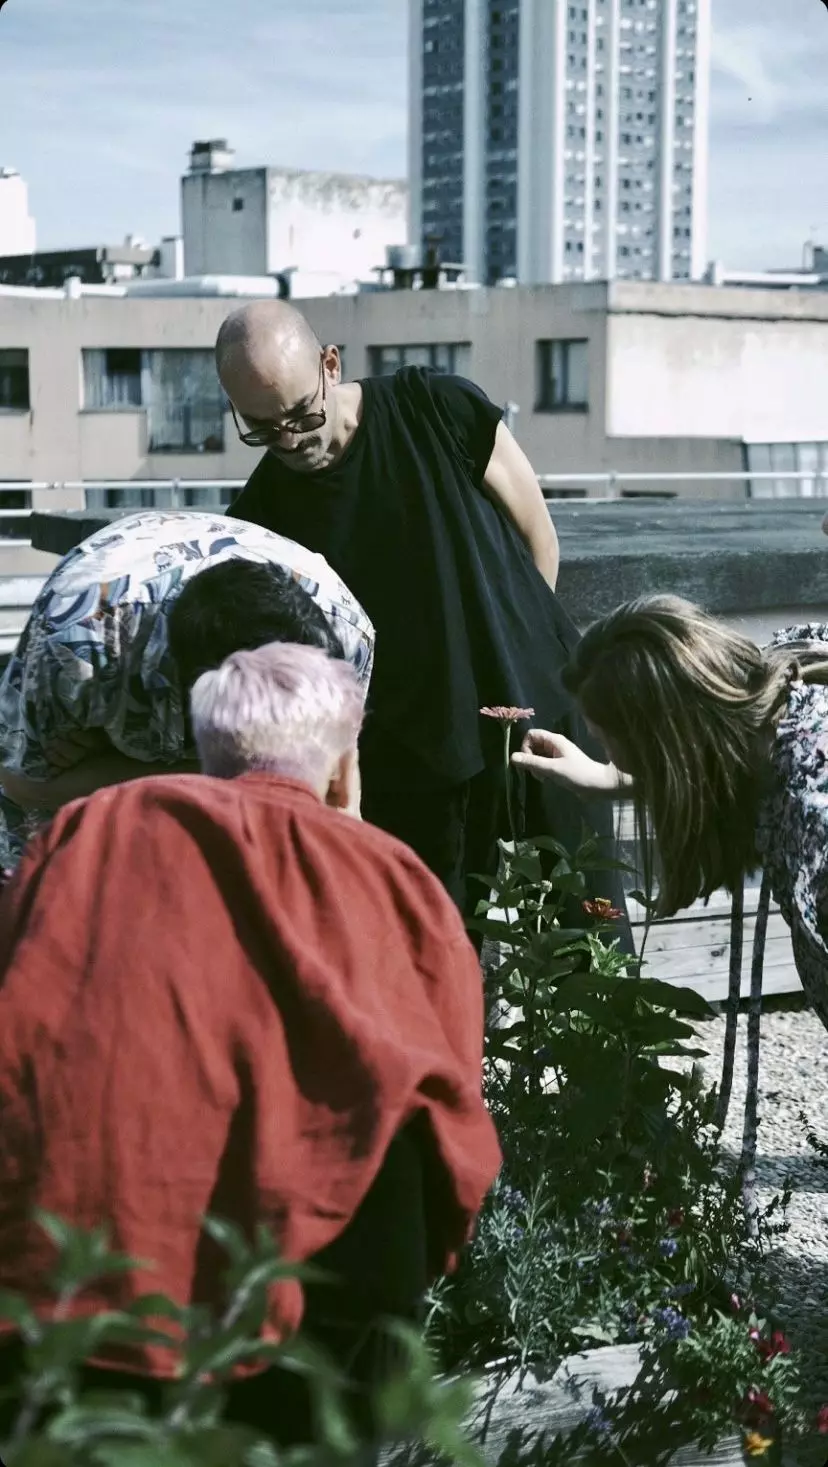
top-left (698, 997), bottom-right (828, 1466)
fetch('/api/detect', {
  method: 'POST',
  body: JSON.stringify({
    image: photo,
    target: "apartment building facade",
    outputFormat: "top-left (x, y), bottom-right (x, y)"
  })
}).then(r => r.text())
top-left (409, 0), bottom-right (711, 285)
top-left (0, 279), bottom-right (826, 499)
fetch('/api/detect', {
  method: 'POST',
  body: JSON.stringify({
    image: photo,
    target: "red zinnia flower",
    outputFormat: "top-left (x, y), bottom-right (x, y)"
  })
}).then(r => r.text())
top-left (756, 1330), bottom-right (791, 1362)
top-left (480, 705), bottom-right (535, 723)
top-left (816, 1405), bottom-right (828, 1433)
top-left (745, 1389), bottom-right (773, 1416)
top-left (582, 897), bottom-right (624, 920)
top-left (667, 1208), bottom-right (684, 1227)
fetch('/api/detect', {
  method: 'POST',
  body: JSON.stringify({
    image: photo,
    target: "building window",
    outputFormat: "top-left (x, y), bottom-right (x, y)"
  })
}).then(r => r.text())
top-left (145, 349), bottom-right (225, 453)
top-left (83, 348), bottom-right (224, 450)
top-left (232, 197), bottom-right (245, 212)
top-left (536, 340), bottom-right (588, 412)
top-left (746, 441), bottom-right (828, 499)
top-left (0, 349), bottom-right (30, 411)
top-left (83, 348), bottom-right (143, 409)
top-left (368, 342), bottom-right (471, 377)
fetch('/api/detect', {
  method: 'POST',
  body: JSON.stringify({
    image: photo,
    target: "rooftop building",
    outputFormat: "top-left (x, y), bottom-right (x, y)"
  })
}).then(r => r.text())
top-left (181, 139), bottom-right (407, 289)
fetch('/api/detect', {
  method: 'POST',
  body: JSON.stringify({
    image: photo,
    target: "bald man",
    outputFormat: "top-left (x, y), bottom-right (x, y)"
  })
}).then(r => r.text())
top-left (220, 302), bottom-right (631, 946)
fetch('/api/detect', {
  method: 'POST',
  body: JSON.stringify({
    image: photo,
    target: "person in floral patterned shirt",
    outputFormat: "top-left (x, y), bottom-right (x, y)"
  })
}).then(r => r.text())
top-left (0, 510), bottom-right (374, 869)
top-left (512, 595), bottom-right (828, 1024)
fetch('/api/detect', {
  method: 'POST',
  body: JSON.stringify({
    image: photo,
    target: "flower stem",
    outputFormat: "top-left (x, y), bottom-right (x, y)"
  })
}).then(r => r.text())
top-left (504, 722), bottom-right (518, 847)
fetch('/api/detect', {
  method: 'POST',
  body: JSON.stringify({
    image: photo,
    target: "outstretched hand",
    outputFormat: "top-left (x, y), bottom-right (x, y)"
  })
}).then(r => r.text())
top-left (511, 728), bottom-right (629, 797)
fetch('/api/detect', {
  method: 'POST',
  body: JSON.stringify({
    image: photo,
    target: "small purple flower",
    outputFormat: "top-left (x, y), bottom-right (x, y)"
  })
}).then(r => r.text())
top-left (651, 1306), bottom-right (691, 1341)
top-left (659, 1237), bottom-right (679, 1258)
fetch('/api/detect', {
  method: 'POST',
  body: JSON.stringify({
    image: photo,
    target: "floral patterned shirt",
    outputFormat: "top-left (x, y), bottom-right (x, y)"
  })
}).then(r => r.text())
top-left (0, 510), bottom-right (374, 867)
top-left (754, 623), bottom-right (828, 1028)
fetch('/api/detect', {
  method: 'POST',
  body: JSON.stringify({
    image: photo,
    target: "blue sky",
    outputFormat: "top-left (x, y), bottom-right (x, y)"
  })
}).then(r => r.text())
top-left (2, 0), bottom-right (827, 269)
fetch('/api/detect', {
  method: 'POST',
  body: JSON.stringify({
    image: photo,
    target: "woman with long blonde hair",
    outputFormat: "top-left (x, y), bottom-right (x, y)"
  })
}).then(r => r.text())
top-left (513, 596), bottom-right (828, 1202)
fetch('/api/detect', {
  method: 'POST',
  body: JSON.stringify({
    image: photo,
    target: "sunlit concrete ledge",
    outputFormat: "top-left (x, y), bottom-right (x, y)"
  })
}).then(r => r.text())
top-left (30, 498), bottom-right (828, 629)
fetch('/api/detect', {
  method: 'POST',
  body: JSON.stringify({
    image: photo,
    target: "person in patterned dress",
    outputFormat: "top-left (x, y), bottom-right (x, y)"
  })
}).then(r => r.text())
top-left (0, 510), bottom-right (374, 870)
top-left (511, 595), bottom-right (828, 1023)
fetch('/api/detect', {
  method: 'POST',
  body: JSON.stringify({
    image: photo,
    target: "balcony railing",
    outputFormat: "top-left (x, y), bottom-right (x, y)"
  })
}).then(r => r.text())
top-left (4, 469), bottom-right (828, 526)
top-left (537, 470), bottom-right (828, 498)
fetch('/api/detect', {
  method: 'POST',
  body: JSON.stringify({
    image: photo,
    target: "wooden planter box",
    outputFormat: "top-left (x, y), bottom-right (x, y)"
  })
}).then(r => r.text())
top-left (465, 1345), bottom-right (746, 1465)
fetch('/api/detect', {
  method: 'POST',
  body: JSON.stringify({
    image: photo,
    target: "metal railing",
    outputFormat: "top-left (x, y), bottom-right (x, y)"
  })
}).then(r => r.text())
top-left (1, 469), bottom-right (827, 530)
top-left (537, 469), bottom-right (828, 499)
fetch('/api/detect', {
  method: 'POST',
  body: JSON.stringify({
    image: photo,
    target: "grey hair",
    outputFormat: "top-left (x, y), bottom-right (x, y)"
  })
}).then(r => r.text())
top-left (191, 641), bottom-right (364, 787)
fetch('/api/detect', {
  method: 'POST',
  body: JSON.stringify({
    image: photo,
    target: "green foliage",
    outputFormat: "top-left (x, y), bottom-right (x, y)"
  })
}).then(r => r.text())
top-left (0, 1215), bottom-right (481, 1467)
top-left (431, 790), bottom-right (808, 1458)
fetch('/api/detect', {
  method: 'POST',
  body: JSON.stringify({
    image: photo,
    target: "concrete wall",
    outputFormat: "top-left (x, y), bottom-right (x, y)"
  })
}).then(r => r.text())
top-left (182, 167), bottom-right (407, 284)
top-left (1, 280), bottom-right (827, 495)
top-left (605, 280), bottom-right (828, 442)
top-left (182, 169), bottom-right (270, 277)
top-left (265, 171), bottom-right (406, 281)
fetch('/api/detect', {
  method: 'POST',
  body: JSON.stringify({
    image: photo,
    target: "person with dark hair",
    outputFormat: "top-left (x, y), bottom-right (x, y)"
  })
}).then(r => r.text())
top-left (167, 558), bottom-right (346, 692)
top-left (218, 300), bottom-right (631, 945)
top-left (0, 510), bottom-right (373, 867)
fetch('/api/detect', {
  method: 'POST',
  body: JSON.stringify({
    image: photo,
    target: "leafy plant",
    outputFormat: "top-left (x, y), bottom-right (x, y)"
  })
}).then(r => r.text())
top-left (426, 708), bottom-right (811, 1457)
top-left (0, 1212), bottom-right (481, 1467)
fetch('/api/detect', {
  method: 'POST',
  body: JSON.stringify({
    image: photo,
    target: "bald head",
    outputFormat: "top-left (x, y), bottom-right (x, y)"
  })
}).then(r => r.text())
top-left (216, 301), bottom-right (322, 392)
top-left (217, 302), bottom-right (344, 471)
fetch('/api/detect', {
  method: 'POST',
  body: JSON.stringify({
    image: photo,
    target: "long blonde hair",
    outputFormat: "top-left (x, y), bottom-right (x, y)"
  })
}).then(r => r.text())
top-left (564, 597), bottom-right (828, 916)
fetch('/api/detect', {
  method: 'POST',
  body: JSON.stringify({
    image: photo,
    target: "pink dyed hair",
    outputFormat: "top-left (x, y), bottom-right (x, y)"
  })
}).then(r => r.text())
top-left (190, 642), bottom-right (365, 786)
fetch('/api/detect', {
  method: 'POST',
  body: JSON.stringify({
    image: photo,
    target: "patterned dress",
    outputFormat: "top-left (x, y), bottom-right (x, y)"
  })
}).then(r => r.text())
top-left (754, 623), bottom-right (828, 1029)
top-left (0, 511), bottom-right (375, 868)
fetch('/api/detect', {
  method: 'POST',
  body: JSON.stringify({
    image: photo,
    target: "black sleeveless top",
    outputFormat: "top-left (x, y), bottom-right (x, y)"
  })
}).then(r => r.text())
top-left (230, 367), bottom-right (580, 783)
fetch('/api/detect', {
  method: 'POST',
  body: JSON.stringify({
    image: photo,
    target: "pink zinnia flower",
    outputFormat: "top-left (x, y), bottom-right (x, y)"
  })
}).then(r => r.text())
top-left (480, 705), bottom-right (535, 724)
top-left (816, 1405), bottom-right (828, 1433)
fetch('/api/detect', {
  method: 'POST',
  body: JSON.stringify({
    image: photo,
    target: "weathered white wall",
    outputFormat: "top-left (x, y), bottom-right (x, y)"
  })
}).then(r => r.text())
top-left (182, 167), bottom-right (407, 284)
top-left (606, 288), bottom-right (828, 442)
top-left (0, 172), bottom-right (36, 257)
top-left (265, 171), bottom-right (406, 282)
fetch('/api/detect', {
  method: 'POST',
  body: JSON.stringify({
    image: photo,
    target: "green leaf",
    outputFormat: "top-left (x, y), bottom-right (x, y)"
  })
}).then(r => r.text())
top-left (129, 1294), bottom-right (190, 1326)
top-left (525, 835), bottom-right (572, 859)
top-left (634, 979), bottom-right (715, 1017)
top-left (509, 850), bottom-right (543, 882)
top-left (198, 1217), bottom-right (252, 1266)
top-left (87, 1443), bottom-right (195, 1467)
top-left (45, 1398), bottom-right (156, 1446)
top-left (570, 1323), bottom-right (618, 1344)
top-left (629, 888), bottom-right (657, 911)
top-left (28, 1313), bottom-right (152, 1373)
top-left (0, 1289), bottom-right (42, 1341)
top-left (181, 1334), bottom-right (285, 1381)
top-left (626, 1014), bottom-right (697, 1042)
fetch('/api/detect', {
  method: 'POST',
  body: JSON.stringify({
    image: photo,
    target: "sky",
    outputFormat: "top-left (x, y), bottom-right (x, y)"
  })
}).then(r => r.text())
top-left (1, 0), bottom-right (827, 271)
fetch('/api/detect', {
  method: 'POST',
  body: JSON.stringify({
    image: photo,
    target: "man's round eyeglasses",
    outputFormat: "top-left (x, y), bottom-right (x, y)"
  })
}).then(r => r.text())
top-left (229, 352), bottom-right (328, 448)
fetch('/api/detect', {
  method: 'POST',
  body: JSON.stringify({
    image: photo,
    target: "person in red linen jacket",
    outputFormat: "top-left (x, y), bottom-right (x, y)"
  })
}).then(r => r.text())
top-left (0, 642), bottom-right (500, 1448)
